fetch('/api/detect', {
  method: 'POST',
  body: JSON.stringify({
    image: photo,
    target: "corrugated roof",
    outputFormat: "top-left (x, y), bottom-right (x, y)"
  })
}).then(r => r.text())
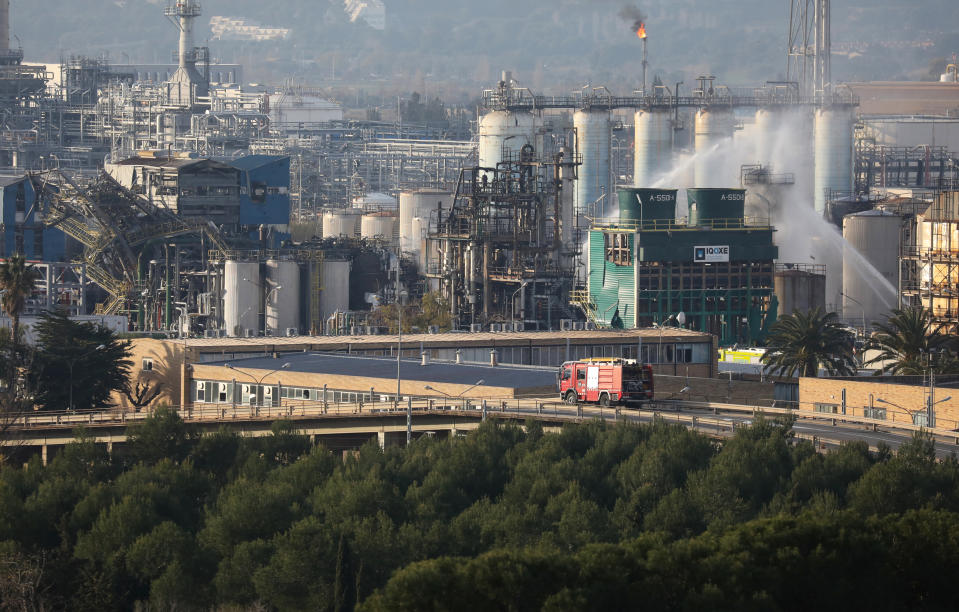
top-left (178, 328), bottom-right (711, 350)
top-left (228, 155), bottom-right (289, 171)
top-left (196, 352), bottom-right (556, 389)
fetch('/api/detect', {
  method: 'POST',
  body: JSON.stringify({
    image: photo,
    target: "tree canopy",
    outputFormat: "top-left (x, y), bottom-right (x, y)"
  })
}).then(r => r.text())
top-left (3, 410), bottom-right (959, 609)
top-left (762, 308), bottom-right (857, 377)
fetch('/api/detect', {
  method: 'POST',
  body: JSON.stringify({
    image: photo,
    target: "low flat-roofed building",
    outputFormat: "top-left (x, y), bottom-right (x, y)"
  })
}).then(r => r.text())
top-left (799, 375), bottom-right (959, 430)
top-left (189, 353), bottom-right (558, 409)
top-left (112, 329), bottom-right (718, 411)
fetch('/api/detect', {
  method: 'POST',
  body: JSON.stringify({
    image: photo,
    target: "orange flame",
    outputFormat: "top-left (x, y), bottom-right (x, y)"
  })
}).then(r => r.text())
top-left (636, 22), bottom-right (647, 39)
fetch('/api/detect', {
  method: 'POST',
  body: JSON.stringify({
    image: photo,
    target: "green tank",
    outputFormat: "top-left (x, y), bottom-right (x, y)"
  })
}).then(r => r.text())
top-left (618, 188), bottom-right (678, 227)
top-left (687, 188), bottom-right (746, 226)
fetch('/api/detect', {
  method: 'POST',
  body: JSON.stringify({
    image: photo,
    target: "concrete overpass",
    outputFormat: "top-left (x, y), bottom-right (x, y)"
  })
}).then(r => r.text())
top-left (5, 397), bottom-right (959, 465)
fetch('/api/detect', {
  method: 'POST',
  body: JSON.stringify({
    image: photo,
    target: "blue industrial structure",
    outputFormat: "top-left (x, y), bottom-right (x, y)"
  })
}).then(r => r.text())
top-left (229, 155), bottom-right (291, 227)
top-left (0, 176), bottom-right (65, 261)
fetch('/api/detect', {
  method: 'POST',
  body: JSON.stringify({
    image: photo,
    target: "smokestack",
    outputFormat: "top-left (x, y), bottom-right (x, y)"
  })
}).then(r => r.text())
top-left (0, 0), bottom-right (10, 52)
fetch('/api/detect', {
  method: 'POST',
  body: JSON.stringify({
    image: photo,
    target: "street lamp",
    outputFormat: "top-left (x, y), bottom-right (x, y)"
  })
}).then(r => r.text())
top-left (840, 292), bottom-right (867, 334)
top-left (68, 344), bottom-right (105, 411)
top-left (424, 379), bottom-right (485, 398)
top-left (654, 314), bottom-right (676, 365)
top-left (224, 362), bottom-right (291, 407)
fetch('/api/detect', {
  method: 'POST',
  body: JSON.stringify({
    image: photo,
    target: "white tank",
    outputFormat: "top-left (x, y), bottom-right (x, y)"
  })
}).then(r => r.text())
top-left (361, 212), bottom-right (397, 242)
top-left (478, 110), bottom-right (536, 170)
top-left (224, 261), bottom-right (260, 336)
top-left (319, 259), bottom-right (351, 331)
top-left (265, 260), bottom-right (300, 335)
top-left (694, 108), bottom-right (736, 188)
top-left (399, 189), bottom-right (451, 254)
top-left (842, 210), bottom-right (902, 326)
top-left (814, 107), bottom-right (854, 215)
top-left (322, 210), bottom-right (361, 238)
top-left (574, 109), bottom-right (611, 216)
top-left (633, 109), bottom-right (673, 188)
top-left (352, 192), bottom-right (397, 211)
top-left (410, 216), bottom-right (427, 273)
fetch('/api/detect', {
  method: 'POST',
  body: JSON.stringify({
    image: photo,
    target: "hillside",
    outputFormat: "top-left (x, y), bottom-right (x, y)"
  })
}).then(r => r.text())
top-left (16, 0), bottom-right (959, 96)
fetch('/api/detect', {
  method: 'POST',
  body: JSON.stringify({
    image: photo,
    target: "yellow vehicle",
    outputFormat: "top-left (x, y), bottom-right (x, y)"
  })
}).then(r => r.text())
top-left (718, 347), bottom-right (767, 364)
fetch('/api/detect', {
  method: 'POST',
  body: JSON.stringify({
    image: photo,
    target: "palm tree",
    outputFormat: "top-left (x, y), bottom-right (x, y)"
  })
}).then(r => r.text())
top-left (0, 254), bottom-right (43, 355)
top-left (761, 308), bottom-right (856, 378)
top-left (865, 306), bottom-right (950, 375)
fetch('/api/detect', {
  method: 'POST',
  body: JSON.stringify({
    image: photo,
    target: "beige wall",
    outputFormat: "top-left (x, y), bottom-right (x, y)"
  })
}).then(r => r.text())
top-left (799, 377), bottom-right (959, 429)
top-left (112, 339), bottom-right (186, 411)
top-left (188, 364), bottom-right (546, 403)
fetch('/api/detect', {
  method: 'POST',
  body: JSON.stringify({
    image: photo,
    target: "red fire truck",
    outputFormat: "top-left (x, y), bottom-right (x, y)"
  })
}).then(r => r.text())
top-left (558, 358), bottom-right (654, 407)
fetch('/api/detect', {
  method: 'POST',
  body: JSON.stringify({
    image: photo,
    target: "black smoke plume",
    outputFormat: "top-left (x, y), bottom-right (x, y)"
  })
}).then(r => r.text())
top-left (618, 4), bottom-right (645, 32)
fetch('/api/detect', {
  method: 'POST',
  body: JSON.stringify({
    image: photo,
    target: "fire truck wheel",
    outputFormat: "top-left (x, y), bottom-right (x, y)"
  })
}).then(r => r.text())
top-left (598, 393), bottom-right (611, 408)
top-left (564, 391), bottom-right (578, 405)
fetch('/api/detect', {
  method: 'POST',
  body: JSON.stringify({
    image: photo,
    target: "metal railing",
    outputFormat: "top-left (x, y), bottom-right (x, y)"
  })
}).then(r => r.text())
top-left (8, 397), bottom-right (959, 448)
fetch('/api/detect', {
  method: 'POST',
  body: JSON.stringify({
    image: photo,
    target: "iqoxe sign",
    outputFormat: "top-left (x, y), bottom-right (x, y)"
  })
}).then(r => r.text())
top-left (694, 245), bottom-right (729, 262)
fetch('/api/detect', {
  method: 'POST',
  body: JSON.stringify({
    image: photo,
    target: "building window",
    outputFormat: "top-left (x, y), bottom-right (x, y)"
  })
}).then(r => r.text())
top-left (814, 403), bottom-right (838, 414)
top-left (605, 233), bottom-right (632, 266)
top-left (913, 412), bottom-right (929, 427)
top-left (142, 358), bottom-right (154, 372)
top-left (863, 407), bottom-right (886, 420)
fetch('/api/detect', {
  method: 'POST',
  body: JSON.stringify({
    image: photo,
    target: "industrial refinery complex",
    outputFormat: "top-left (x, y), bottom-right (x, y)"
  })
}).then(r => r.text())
top-left (0, 0), bottom-right (955, 361)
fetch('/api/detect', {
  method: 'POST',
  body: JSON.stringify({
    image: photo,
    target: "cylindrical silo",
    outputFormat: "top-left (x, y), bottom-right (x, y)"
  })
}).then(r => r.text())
top-left (574, 109), bottom-right (611, 216)
top-left (410, 217), bottom-right (428, 273)
top-left (322, 210), bottom-right (361, 239)
top-left (814, 106), bottom-right (854, 215)
top-left (224, 260), bottom-right (260, 336)
top-left (694, 108), bottom-right (736, 187)
top-left (687, 188), bottom-right (746, 226)
top-left (319, 259), bottom-right (351, 332)
top-left (618, 188), bottom-right (677, 228)
top-left (842, 210), bottom-right (902, 326)
top-left (399, 189), bottom-right (451, 254)
top-left (361, 211), bottom-right (397, 242)
top-left (754, 108), bottom-right (780, 167)
top-left (265, 260), bottom-right (300, 335)
top-left (478, 110), bottom-right (536, 171)
top-left (633, 109), bottom-right (673, 188)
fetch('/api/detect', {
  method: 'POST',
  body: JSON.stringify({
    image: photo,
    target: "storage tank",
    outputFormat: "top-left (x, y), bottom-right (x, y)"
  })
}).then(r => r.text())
top-left (410, 216), bottom-right (427, 272)
top-left (322, 209), bottom-right (361, 238)
top-left (399, 189), bottom-right (451, 254)
top-left (687, 188), bottom-right (746, 226)
top-left (814, 106), bottom-right (854, 215)
top-left (478, 110), bottom-right (536, 170)
top-left (618, 188), bottom-right (677, 228)
top-left (694, 108), bottom-right (736, 187)
top-left (775, 268), bottom-right (826, 316)
top-left (224, 261), bottom-right (260, 336)
top-left (633, 109), bottom-right (673, 187)
top-left (842, 210), bottom-right (902, 326)
top-left (574, 109), bottom-right (611, 216)
top-left (265, 259), bottom-right (300, 335)
top-left (361, 211), bottom-right (397, 242)
top-left (319, 259), bottom-right (351, 331)
top-left (352, 192), bottom-right (397, 211)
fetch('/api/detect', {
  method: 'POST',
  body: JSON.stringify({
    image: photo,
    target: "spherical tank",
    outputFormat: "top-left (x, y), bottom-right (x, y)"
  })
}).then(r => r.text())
top-left (265, 260), bottom-right (300, 335)
top-left (618, 188), bottom-right (677, 227)
top-left (361, 212), bottom-right (397, 243)
top-left (399, 189), bottom-right (451, 254)
top-left (842, 210), bottom-right (902, 326)
top-left (694, 108), bottom-right (736, 187)
top-left (814, 107), bottom-right (854, 215)
top-left (687, 188), bottom-right (746, 226)
top-left (319, 259), bottom-right (351, 329)
top-left (478, 110), bottom-right (536, 170)
top-left (574, 109), bottom-right (611, 216)
top-left (322, 210), bottom-right (361, 239)
top-left (224, 261), bottom-right (260, 336)
top-left (633, 109), bottom-right (673, 188)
